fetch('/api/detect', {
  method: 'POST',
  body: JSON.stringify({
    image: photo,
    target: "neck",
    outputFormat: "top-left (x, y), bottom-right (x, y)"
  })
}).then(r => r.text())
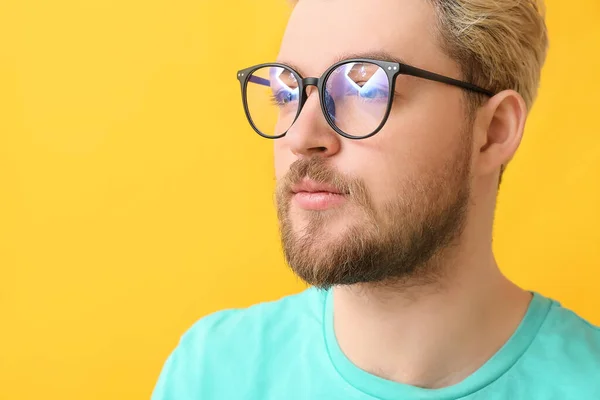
top-left (332, 245), bottom-right (531, 389)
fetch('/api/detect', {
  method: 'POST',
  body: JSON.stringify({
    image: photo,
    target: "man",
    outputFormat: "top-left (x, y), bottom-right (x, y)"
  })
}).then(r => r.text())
top-left (153, 0), bottom-right (600, 398)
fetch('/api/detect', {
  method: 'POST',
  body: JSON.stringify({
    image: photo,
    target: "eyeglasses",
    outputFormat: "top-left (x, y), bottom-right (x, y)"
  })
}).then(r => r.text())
top-left (236, 58), bottom-right (494, 140)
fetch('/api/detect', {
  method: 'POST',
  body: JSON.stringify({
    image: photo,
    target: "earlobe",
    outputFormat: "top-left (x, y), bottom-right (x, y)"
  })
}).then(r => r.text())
top-left (476, 90), bottom-right (528, 177)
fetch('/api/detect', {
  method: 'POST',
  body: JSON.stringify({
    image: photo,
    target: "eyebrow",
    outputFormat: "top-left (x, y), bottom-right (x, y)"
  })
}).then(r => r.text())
top-left (333, 51), bottom-right (409, 65)
top-left (276, 50), bottom-right (409, 77)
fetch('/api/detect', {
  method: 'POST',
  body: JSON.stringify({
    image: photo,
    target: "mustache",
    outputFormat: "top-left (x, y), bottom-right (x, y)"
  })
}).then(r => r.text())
top-left (277, 157), bottom-right (372, 209)
top-left (281, 158), bottom-right (351, 193)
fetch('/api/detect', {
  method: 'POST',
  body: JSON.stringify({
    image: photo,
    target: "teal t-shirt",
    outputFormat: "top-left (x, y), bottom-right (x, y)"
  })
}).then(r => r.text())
top-left (152, 288), bottom-right (600, 399)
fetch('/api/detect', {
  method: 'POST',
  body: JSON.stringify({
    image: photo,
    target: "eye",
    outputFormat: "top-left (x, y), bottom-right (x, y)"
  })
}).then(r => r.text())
top-left (356, 84), bottom-right (388, 100)
top-left (270, 89), bottom-right (299, 106)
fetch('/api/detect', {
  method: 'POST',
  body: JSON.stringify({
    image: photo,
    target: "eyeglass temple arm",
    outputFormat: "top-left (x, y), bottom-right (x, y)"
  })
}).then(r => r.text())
top-left (399, 64), bottom-right (494, 97)
top-left (248, 75), bottom-right (270, 87)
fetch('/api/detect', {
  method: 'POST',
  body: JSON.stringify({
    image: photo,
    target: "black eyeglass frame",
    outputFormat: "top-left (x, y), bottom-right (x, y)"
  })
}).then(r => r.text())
top-left (236, 58), bottom-right (495, 140)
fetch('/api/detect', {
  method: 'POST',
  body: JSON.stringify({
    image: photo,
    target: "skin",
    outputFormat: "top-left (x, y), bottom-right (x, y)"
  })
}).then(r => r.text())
top-left (272, 0), bottom-right (531, 388)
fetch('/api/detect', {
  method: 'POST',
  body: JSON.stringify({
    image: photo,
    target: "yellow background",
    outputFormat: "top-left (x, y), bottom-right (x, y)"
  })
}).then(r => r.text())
top-left (0, 0), bottom-right (598, 399)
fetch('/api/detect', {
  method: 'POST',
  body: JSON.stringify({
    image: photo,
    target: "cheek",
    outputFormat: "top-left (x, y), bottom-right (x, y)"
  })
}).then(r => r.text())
top-left (376, 98), bottom-right (466, 170)
top-left (273, 140), bottom-right (292, 180)
top-left (339, 145), bottom-right (409, 208)
top-left (363, 155), bottom-right (409, 206)
top-left (349, 111), bottom-right (466, 206)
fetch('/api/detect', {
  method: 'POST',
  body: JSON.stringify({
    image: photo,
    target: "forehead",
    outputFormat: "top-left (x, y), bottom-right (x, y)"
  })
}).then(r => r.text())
top-left (277, 0), bottom-right (453, 77)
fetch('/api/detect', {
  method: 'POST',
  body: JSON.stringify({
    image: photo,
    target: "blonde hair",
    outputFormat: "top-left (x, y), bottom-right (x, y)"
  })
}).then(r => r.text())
top-left (288, 0), bottom-right (549, 111)
top-left (429, 0), bottom-right (548, 111)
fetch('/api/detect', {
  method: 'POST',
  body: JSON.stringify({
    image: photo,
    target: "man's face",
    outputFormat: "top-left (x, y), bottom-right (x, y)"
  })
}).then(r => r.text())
top-left (274, 0), bottom-right (474, 288)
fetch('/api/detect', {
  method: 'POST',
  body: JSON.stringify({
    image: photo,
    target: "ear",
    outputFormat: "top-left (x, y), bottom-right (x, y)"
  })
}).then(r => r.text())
top-left (473, 90), bottom-right (528, 178)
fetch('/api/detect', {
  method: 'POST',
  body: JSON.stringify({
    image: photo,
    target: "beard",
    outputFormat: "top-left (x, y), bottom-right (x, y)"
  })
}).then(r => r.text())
top-left (275, 132), bottom-right (472, 290)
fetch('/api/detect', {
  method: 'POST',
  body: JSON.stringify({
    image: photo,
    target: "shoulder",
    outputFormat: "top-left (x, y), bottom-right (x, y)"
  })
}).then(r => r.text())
top-left (540, 297), bottom-right (600, 346)
top-left (181, 286), bottom-right (326, 347)
top-left (152, 287), bottom-right (327, 399)
top-left (530, 295), bottom-right (600, 377)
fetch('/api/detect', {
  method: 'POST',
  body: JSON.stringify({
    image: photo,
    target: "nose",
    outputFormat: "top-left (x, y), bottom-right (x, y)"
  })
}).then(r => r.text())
top-left (284, 86), bottom-right (341, 159)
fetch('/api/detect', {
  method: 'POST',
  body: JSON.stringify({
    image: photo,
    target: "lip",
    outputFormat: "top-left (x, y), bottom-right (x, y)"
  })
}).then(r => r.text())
top-left (291, 179), bottom-right (344, 195)
top-left (291, 179), bottom-right (347, 211)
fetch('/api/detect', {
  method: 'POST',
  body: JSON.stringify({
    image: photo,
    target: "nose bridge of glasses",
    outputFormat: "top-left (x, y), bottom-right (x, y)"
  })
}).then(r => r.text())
top-left (299, 77), bottom-right (320, 100)
top-left (302, 77), bottom-right (319, 87)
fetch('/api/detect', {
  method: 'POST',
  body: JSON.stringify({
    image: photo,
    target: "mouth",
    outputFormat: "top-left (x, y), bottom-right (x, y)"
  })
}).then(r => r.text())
top-left (290, 179), bottom-right (347, 211)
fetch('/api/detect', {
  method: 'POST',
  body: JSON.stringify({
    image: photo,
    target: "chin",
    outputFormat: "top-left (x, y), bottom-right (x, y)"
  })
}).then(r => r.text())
top-left (294, 206), bottom-right (354, 230)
